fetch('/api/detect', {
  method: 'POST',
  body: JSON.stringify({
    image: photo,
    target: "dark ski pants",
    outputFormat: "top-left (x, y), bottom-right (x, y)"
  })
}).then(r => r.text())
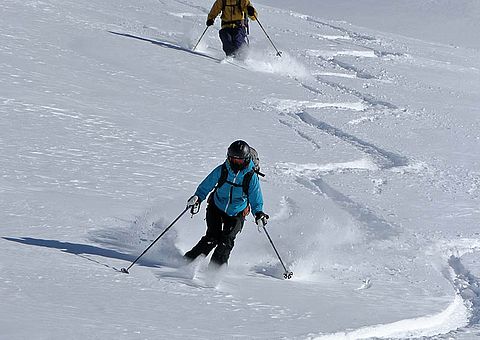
top-left (219, 27), bottom-right (247, 57)
top-left (184, 202), bottom-right (245, 266)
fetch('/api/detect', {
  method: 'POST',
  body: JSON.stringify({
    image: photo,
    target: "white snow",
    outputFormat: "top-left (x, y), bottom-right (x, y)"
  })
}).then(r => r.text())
top-left (1, 0), bottom-right (480, 339)
top-left (311, 295), bottom-right (470, 340)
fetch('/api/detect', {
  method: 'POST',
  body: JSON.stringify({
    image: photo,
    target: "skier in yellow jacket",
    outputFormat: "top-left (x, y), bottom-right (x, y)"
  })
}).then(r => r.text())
top-left (206, 0), bottom-right (258, 57)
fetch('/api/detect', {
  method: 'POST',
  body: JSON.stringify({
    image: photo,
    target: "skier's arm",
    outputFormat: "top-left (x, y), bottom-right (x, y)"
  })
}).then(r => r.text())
top-left (247, 174), bottom-right (264, 215)
top-left (207, 0), bottom-right (223, 21)
top-left (194, 164), bottom-right (222, 201)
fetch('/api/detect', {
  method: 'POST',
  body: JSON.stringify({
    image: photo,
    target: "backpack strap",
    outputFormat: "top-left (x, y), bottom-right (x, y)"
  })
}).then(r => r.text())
top-left (215, 163), bottom-right (255, 197)
top-left (213, 163), bottom-right (243, 194)
top-left (242, 170), bottom-right (256, 217)
top-left (242, 170), bottom-right (254, 197)
top-left (216, 163), bottom-right (229, 191)
top-left (209, 163), bottom-right (227, 203)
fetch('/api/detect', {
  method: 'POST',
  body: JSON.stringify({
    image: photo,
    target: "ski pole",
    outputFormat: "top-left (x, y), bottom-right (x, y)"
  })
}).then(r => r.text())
top-left (254, 15), bottom-right (282, 57)
top-left (120, 206), bottom-right (190, 274)
top-left (193, 26), bottom-right (209, 51)
top-left (261, 226), bottom-right (293, 279)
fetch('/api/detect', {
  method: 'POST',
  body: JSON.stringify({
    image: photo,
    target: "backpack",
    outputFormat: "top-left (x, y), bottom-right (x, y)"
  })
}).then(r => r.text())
top-left (216, 146), bottom-right (264, 197)
top-left (222, 0), bottom-right (250, 35)
top-left (222, 0), bottom-right (241, 12)
top-left (249, 146), bottom-right (261, 176)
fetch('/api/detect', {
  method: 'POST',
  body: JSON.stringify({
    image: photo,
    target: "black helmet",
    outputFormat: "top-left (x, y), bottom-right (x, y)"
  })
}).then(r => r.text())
top-left (227, 140), bottom-right (251, 171)
top-left (227, 140), bottom-right (250, 159)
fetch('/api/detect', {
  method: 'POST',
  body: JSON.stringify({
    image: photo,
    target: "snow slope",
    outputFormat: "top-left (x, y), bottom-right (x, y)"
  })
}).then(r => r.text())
top-left (264, 0), bottom-right (480, 49)
top-left (1, 0), bottom-right (480, 339)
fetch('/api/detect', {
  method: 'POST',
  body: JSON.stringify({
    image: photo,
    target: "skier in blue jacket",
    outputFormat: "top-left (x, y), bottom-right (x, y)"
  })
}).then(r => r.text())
top-left (185, 140), bottom-right (269, 267)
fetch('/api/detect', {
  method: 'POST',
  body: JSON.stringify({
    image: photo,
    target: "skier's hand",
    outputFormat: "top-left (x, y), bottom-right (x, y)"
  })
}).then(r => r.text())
top-left (206, 19), bottom-right (214, 26)
top-left (187, 195), bottom-right (200, 207)
top-left (255, 211), bottom-right (269, 227)
top-left (247, 6), bottom-right (255, 17)
top-left (187, 195), bottom-right (201, 215)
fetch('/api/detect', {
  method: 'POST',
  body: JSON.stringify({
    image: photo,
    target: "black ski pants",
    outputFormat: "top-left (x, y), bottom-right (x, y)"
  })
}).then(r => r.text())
top-left (219, 26), bottom-right (247, 57)
top-left (184, 201), bottom-right (245, 266)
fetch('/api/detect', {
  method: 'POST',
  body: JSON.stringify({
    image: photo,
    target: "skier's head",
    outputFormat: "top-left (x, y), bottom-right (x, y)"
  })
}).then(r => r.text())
top-left (227, 140), bottom-right (251, 172)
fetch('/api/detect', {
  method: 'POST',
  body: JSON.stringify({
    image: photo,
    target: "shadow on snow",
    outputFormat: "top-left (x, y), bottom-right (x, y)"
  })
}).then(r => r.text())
top-left (108, 31), bottom-right (222, 62)
top-left (2, 236), bottom-right (160, 272)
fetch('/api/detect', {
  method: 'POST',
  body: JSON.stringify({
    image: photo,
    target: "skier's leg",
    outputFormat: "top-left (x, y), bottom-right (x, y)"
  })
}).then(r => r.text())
top-left (231, 27), bottom-right (247, 57)
top-left (184, 203), bottom-right (223, 261)
top-left (210, 214), bottom-right (244, 266)
top-left (184, 236), bottom-right (216, 261)
top-left (219, 28), bottom-right (236, 56)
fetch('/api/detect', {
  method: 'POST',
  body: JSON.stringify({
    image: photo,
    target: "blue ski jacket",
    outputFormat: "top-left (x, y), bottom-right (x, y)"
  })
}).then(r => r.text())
top-left (194, 160), bottom-right (263, 217)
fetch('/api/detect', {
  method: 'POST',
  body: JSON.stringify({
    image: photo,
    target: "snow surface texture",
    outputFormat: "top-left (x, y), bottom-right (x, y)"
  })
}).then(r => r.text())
top-left (1, 0), bottom-right (480, 339)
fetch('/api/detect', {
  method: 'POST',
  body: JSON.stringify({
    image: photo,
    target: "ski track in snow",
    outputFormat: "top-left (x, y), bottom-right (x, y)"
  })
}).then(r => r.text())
top-left (316, 239), bottom-right (480, 340)
top-left (309, 178), bottom-right (399, 241)
top-left (289, 110), bottom-right (408, 169)
top-left (295, 240), bottom-right (480, 339)
top-left (255, 5), bottom-right (480, 338)
top-left (309, 295), bottom-right (469, 340)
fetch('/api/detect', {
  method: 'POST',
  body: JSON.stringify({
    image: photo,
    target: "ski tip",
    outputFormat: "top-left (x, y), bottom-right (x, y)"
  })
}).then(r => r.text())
top-left (120, 268), bottom-right (130, 274)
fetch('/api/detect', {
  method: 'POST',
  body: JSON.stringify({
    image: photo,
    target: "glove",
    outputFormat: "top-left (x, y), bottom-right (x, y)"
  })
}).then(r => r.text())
top-left (206, 19), bottom-right (214, 26)
top-left (187, 195), bottom-right (199, 207)
top-left (255, 211), bottom-right (269, 227)
top-left (247, 6), bottom-right (255, 17)
top-left (187, 195), bottom-right (201, 215)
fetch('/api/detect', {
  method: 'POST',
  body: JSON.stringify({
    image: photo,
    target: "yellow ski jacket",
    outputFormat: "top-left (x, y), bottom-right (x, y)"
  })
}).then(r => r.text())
top-left (207, 0), bottom-right (257, 29)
